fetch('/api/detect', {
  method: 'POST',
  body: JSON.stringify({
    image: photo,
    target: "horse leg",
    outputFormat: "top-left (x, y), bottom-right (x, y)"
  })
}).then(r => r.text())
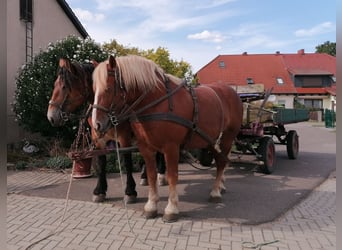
top-left (123, 152), bottom-right (138, 204)
top-left (140, 152), bottom-right (167, 186)
top-left (92, 155), bottom-right (107, 202)
top-left (163, 146), bottom-right (180, 223)
top-left (141, 151), bottom-right (159, 219)
top-left (156, 152), bottom-right (167, 186)
top-left (209, 135), bottom-right (235, 203)
top-left (140, 163), bottom-right (148, 186)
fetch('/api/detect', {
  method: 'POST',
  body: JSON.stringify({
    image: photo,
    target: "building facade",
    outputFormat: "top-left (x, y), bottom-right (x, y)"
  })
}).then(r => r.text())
top-left (7, 0), bottom-right (88, 143)
top-left (196, 50), bottom-right (336, 112)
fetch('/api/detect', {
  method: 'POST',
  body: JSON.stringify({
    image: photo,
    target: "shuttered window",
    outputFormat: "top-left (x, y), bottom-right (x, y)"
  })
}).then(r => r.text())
top-left (20, 0), bottom-right (32, 22)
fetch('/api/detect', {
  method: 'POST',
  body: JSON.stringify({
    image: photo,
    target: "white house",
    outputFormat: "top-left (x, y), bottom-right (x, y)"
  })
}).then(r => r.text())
top-left (7, 0), bottom-right (88, 143)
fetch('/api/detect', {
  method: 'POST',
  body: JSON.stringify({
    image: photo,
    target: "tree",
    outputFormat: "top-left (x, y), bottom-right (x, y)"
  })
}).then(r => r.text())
top-left (13, 35), bottom-right (107, 141)
top-left (315, 41), bottom-right (336, 56)
top-left (102, 40), bottom-right (193, 79)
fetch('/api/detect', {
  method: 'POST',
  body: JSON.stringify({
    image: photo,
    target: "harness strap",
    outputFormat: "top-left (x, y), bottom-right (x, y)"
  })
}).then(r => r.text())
top-left (183, 85), bottom-right (199, 147)
top-left (113, 80), bottom-right (187, 124)
top-left (131, 112), bottom-right (215, 146)
top-left (163, 75), bottom-right (174, 111)
top-left (133, 80), bottom-right (186, 116)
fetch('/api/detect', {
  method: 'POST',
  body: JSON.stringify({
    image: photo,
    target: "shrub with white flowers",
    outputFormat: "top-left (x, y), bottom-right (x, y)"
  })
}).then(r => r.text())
top-left (13, 35), bottom-right (107, 141)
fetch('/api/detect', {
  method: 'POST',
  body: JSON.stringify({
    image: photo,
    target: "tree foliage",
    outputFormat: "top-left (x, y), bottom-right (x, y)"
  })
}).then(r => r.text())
top-left (315, 41), bottom-right (336, 56)
top-left (102, 40), bottom-right (192, 79)
top-left (13, 35), bottom-right (107, 140)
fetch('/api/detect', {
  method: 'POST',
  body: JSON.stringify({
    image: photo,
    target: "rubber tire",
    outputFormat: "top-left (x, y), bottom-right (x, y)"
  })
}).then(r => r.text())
top-left (286, 130), bottom-right (299, 159)
top-left (258, 136), bottom-right (276, 174)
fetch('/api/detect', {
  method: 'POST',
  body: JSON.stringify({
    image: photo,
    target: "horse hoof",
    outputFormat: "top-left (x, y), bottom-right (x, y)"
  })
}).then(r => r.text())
top-left (124, 195), bottom-right (137, 204)
top-left (140, 178), bottom-right (148, 186)
top-left (162, 213), bottom-right (179, 223)
top-left (144, 210), bottom-right (158, 219)
top-left (209, 196), bottom-right (222, 203)
top-left (92, 194), bottom-right (106, 203)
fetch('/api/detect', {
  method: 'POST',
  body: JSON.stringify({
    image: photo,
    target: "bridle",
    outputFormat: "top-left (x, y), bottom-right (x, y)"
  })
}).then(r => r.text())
top-left (48, 65), bottom-right (90, 121)
top-left (92, 67), bottom-right (154, 126)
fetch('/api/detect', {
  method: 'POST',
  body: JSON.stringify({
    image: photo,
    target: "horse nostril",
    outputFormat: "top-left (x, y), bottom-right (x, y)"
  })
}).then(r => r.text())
top-left (49, 117), bottom-right (55, 125)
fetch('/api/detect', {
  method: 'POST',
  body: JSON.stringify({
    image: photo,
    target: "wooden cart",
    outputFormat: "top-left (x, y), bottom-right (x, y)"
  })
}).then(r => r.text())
top-left (231, 84), bottom-right (309, 174)
top-left (197, 84), bottom-right (309, 174)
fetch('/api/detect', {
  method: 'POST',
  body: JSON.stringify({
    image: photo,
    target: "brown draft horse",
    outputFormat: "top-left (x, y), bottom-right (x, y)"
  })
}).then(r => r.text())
top-left (47, 58), bottom-right (166, 204)
top-left (91, 55), bottom-right (243, 222)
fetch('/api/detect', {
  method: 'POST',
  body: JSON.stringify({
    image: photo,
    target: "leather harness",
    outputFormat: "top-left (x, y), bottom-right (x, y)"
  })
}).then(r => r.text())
top-left (94, 71), bottom-right (224, 152)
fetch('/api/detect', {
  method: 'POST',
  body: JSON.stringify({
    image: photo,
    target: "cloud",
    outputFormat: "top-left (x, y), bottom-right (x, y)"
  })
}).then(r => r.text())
top-left (295, 22), bottom-right (335, 37)
top-left (73, 8), bottom-right (105, 22)
top-left (196, 0), bottom-right (237, 9)
top-left (187, 30), bottom-right (226, 43)
top-left (93, 0), bottom-right (240, 33)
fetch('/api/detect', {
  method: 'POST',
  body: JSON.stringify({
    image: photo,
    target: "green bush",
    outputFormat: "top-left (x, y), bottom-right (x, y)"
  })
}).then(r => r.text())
top-left (15, 161), bottom-right (28, 170)
top-left (46, 156), bottom-right (72, 169)
top-left (12, 35), bottom-right (108, 141)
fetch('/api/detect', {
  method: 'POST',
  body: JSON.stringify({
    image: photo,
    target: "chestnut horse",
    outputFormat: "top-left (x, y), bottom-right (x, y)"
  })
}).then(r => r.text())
top-left (91, 55), bottom-right (243, 222)
top-left (47, 58), bottom-right (166, 204)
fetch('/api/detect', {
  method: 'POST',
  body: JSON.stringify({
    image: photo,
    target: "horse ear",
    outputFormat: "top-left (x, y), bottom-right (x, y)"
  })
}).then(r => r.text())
top-left (108, 55), bottom-right (116, 69)
top-left (91, 60), bottom-right (99, 67)
top-left (59, 58), bottom-right (66, 67)
top-left (59, 58), bottom-right (71, 71)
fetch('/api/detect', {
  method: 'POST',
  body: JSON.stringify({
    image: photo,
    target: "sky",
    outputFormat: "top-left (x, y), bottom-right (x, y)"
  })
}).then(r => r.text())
top-left (67, 0), bottom-right (336, 72)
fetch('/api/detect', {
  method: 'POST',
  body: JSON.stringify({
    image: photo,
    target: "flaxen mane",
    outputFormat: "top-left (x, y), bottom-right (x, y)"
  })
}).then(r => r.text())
top-left (93, 55), bottom-right (183, 93)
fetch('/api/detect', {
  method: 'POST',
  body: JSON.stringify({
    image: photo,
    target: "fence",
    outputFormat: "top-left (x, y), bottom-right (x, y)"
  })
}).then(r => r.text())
top-left (324, 109), bottom-right (336, 128)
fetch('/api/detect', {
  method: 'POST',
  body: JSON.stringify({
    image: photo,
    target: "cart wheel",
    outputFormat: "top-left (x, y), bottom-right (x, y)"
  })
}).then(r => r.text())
top-left (286, 130), bottom-right (298, 159)
top-left (258, 136), bottom-right (276, 174)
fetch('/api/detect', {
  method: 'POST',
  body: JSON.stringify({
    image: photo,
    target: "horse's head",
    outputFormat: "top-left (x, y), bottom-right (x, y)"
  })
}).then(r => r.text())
top-left (91, 55), bottom-right (120, 134)
top-left (92, 54), bottom-right (168, 134)
top-left (47, 58), bottom-right (94, 126)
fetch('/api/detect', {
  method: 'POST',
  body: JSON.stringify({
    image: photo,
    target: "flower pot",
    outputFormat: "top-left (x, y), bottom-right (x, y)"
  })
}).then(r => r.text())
top-left (72, 158), bottom-right (92, 178)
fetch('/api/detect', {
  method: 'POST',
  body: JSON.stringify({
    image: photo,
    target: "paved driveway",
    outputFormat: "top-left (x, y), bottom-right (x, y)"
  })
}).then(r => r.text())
top-left (17, 122), bottom-right (336, 224)
top-left (7, 122), bottom-right (336, 249)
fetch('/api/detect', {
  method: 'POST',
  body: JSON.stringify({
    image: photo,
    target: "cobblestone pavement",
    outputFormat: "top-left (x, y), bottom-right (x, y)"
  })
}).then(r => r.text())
top-left (7, 170), bottom-right (335, 250)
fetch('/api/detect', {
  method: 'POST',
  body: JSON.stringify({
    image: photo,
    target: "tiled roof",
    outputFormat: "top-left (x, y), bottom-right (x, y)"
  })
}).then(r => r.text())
top-left (325, 85), bottom-right (336, 96)
top-left (295, 88), bottom-right (328, 94)
top-left (196, 51), bottom-right (336, 95)
top-left (282, 52), bottom-right (336, 75)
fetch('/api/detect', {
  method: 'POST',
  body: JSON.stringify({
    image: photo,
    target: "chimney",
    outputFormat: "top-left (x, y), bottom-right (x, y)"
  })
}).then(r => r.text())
top-left (297, 49), bottom-right (305, 55)
top-left (275, 51), bottom-right (280, 55)
top-left (242, 52), bottom-right (247, 55)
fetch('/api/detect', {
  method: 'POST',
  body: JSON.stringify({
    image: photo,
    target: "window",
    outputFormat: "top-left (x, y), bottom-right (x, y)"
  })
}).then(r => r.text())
top-left (218, 61), bottom-right (225, 68)
top-left (276, 77), bottom-right (284, 85)
top-left (294, 76), bottom-right (332, 88)
top-left (20, 0), bottom-right (33, 22)
top-left (304, 99), bottom-right (322, 109)
top-left (246, 78), bottom-right (254, 84)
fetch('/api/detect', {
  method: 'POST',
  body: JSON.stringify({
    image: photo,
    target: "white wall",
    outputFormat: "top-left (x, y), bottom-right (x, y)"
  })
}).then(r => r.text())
top-left (7, 0), bottom-right (86, 143)
top-left (273, 95), bottom-right (293, 108)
